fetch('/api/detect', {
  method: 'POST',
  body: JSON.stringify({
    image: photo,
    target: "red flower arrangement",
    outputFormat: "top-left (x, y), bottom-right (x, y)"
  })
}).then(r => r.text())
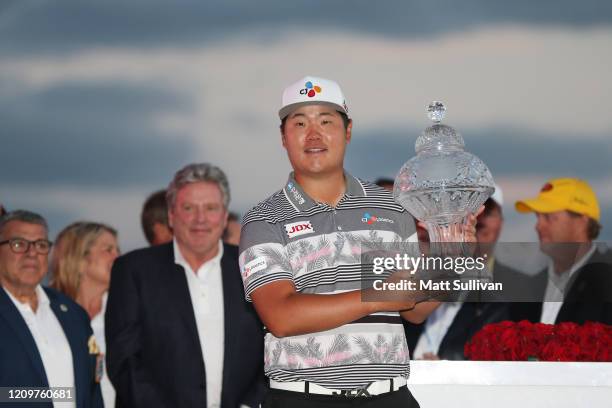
top-left (464, 321), bottom-right (612, 362)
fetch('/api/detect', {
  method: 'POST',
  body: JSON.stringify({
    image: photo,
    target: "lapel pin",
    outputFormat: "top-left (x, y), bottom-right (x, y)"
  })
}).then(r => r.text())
top-left (88, 335), bottom-right (100, 354)
top-left (60, 304), bottom-right (68, 312)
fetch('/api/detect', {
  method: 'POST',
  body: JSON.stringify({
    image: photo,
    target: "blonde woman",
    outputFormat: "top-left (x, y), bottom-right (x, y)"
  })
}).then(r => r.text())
top-left (51, 222), bottom-right (119, 408)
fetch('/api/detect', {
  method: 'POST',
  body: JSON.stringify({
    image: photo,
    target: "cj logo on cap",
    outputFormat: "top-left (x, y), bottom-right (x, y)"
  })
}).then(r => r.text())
top-left (285, 221), bottom-right (314, 238)
top-left (299, 81), bottom-right (322, 98)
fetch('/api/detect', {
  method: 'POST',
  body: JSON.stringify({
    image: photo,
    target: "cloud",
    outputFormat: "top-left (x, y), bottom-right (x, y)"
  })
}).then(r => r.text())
top-left (3, 26), bottom-right (612, 135)
top-left (2, 22), bottom-right (612, 251)
top-left (1, 0), bottom-right (612, 55)
top-left (0, 82), bottom-right (194, 186)
top-left (346, 127), bottom-right (612, 182)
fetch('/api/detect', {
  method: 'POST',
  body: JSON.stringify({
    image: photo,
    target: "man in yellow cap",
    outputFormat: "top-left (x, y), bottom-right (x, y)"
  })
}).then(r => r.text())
top-left (513, 177), bottom-right (611, 325)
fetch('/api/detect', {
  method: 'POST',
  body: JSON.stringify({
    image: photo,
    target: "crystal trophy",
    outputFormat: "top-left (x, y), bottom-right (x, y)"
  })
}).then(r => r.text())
top-left (394, 102), bottom-right (494, 242)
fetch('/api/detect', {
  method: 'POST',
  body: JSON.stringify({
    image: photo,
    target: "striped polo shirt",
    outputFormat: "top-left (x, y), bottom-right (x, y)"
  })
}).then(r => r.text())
top-left (239, 172), bottom-right (417, 389)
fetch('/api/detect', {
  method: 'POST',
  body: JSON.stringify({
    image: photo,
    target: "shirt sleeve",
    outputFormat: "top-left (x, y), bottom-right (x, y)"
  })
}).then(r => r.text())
top-left (239, 216), bottom-right (294, 302)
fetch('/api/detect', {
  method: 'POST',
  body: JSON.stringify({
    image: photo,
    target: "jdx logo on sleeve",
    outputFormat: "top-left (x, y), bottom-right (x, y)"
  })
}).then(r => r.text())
top-left (285, 220), bottom-right (314, 238)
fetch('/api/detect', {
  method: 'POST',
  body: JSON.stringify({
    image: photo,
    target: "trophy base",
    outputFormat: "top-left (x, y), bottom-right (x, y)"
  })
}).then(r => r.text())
top-left (425, 220), bottom-right (466, 243)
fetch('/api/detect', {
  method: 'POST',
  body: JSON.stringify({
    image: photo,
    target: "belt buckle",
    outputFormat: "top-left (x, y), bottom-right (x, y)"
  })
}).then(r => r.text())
top-left (334, 386), bottom-right (371, 398)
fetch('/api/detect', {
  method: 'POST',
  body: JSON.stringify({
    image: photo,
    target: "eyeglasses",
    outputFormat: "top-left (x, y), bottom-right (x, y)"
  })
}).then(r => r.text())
top-left (0, 238), bottom-right (53, 254)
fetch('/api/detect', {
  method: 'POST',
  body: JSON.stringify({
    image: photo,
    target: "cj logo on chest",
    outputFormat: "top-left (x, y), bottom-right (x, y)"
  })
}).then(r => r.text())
top-left (285, 221), bottom-right (314, 238)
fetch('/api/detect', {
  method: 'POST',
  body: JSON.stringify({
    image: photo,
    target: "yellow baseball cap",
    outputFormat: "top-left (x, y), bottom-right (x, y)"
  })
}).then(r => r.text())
top-left (515, 178), bottom-right (600, 222)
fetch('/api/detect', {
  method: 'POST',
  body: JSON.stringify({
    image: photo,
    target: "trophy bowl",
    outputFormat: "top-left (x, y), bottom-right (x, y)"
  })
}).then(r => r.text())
top-left (394, 102), bottom-right (494, 242)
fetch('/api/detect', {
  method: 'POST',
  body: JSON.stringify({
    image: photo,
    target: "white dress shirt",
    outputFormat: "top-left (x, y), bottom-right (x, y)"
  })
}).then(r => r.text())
top-left (174, 239), bottom-right (225, 408)
top-left (413, 302), bottom-right (462, 359)
top-left (540, 244), bottom-right (596, 324)
top-left (91, 292), bottom-right (115, 408)
top-left (4, 285), bottom-right (75, 408)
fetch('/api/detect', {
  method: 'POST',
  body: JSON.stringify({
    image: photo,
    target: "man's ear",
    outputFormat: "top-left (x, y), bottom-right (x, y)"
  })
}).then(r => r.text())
top-left (223, 209), bottom-right (229, 230)
top-left (345, 119), bottom-right (353, 144)
top-left (281, 129), bottom-right (287, 149)
top-left (167, 208), bottom-right (174, 229)
top-left (579, 214), bottom-right (591, 238)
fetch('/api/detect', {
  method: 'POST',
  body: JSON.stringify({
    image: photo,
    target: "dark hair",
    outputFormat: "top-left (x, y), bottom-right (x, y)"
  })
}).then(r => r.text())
top-left (280, 111), bottom-right (351, 134)
top-left (476, 198), bottom-right (503, 233)
top-left (0, 205), bottom-right (6, 217)
top-left (227, 211), bottom-right (240, 222)
top-left (567, 210), bottom-right (601, 240)
top-left (141, 190), bottom-right (169, 245)
top-left (0, 210), bottom-right (48, 238)
top-left (482, 197), bottom-right (503, 218)
top-left (223, 212), bottom-right (241, 241)
top-left (375, 178), bottom-right (394, 188)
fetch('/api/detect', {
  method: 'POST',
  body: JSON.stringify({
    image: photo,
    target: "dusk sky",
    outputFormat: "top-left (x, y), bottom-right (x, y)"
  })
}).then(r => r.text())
top-left (1, 0), bottom-right (611, 253)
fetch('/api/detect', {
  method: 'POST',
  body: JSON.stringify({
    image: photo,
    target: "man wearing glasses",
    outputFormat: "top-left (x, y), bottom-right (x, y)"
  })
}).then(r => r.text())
top-left (0, 210), bottom-right (103, 408)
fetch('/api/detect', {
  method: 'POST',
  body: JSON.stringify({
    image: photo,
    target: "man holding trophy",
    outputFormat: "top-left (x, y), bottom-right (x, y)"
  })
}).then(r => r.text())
top-left (239, 76), bottom-right (486, 407)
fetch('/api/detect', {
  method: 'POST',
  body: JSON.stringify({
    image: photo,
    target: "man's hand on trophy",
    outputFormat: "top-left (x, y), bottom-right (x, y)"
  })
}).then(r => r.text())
top-left (463, 205), bottom-right (485, 243)
top-left (416, 205), bottom-right (484, 256)
top-left (434, 204), bottom-right (485, 258)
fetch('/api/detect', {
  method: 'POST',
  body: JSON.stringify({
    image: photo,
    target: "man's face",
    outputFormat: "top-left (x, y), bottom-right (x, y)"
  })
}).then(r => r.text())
top-left (476, 207), bottom-right (503, 244)
top-left (0, 221), bottom-right (49, 293)
top-left (282, 105), bottom-right (352, 178)
top-left (168, 181), bottom-right (228, 262)
top-left (151, 222), bottom-right (173, 246)
top-left (535, 210), bottom-right (589, 257)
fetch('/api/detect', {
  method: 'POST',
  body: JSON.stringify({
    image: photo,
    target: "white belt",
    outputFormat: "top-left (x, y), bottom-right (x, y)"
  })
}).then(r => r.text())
top-left (270, 376), bottom-right (407, 397)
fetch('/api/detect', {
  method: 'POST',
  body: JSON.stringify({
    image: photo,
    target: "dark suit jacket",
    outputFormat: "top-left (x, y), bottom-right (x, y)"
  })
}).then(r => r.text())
top-left (509, 249), bottom-right (612, 325)
top-left (0, 286), bottom-right (103, 408)
top-left (105, 242), bottom-right (266, 408)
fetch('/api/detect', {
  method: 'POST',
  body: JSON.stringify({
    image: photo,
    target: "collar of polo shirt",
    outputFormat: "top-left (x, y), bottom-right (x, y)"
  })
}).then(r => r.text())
top-left (283, 172), bottom-right (367, 212)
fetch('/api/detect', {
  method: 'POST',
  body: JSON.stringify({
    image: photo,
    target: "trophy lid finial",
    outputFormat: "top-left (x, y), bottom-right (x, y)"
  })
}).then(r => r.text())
top-left (427, 101), bottom-right (446, 123)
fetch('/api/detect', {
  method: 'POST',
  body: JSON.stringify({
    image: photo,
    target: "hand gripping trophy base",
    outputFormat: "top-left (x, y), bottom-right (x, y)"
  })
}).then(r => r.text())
top-left (425, 220), bottom-right (466, 243)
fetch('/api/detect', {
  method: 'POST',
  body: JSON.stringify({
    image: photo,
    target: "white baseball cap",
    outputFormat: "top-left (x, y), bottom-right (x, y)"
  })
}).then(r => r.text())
top-left (279, 76), bottom-right (349, 119)
top-left (491, 183), bottom-right (504, 207)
